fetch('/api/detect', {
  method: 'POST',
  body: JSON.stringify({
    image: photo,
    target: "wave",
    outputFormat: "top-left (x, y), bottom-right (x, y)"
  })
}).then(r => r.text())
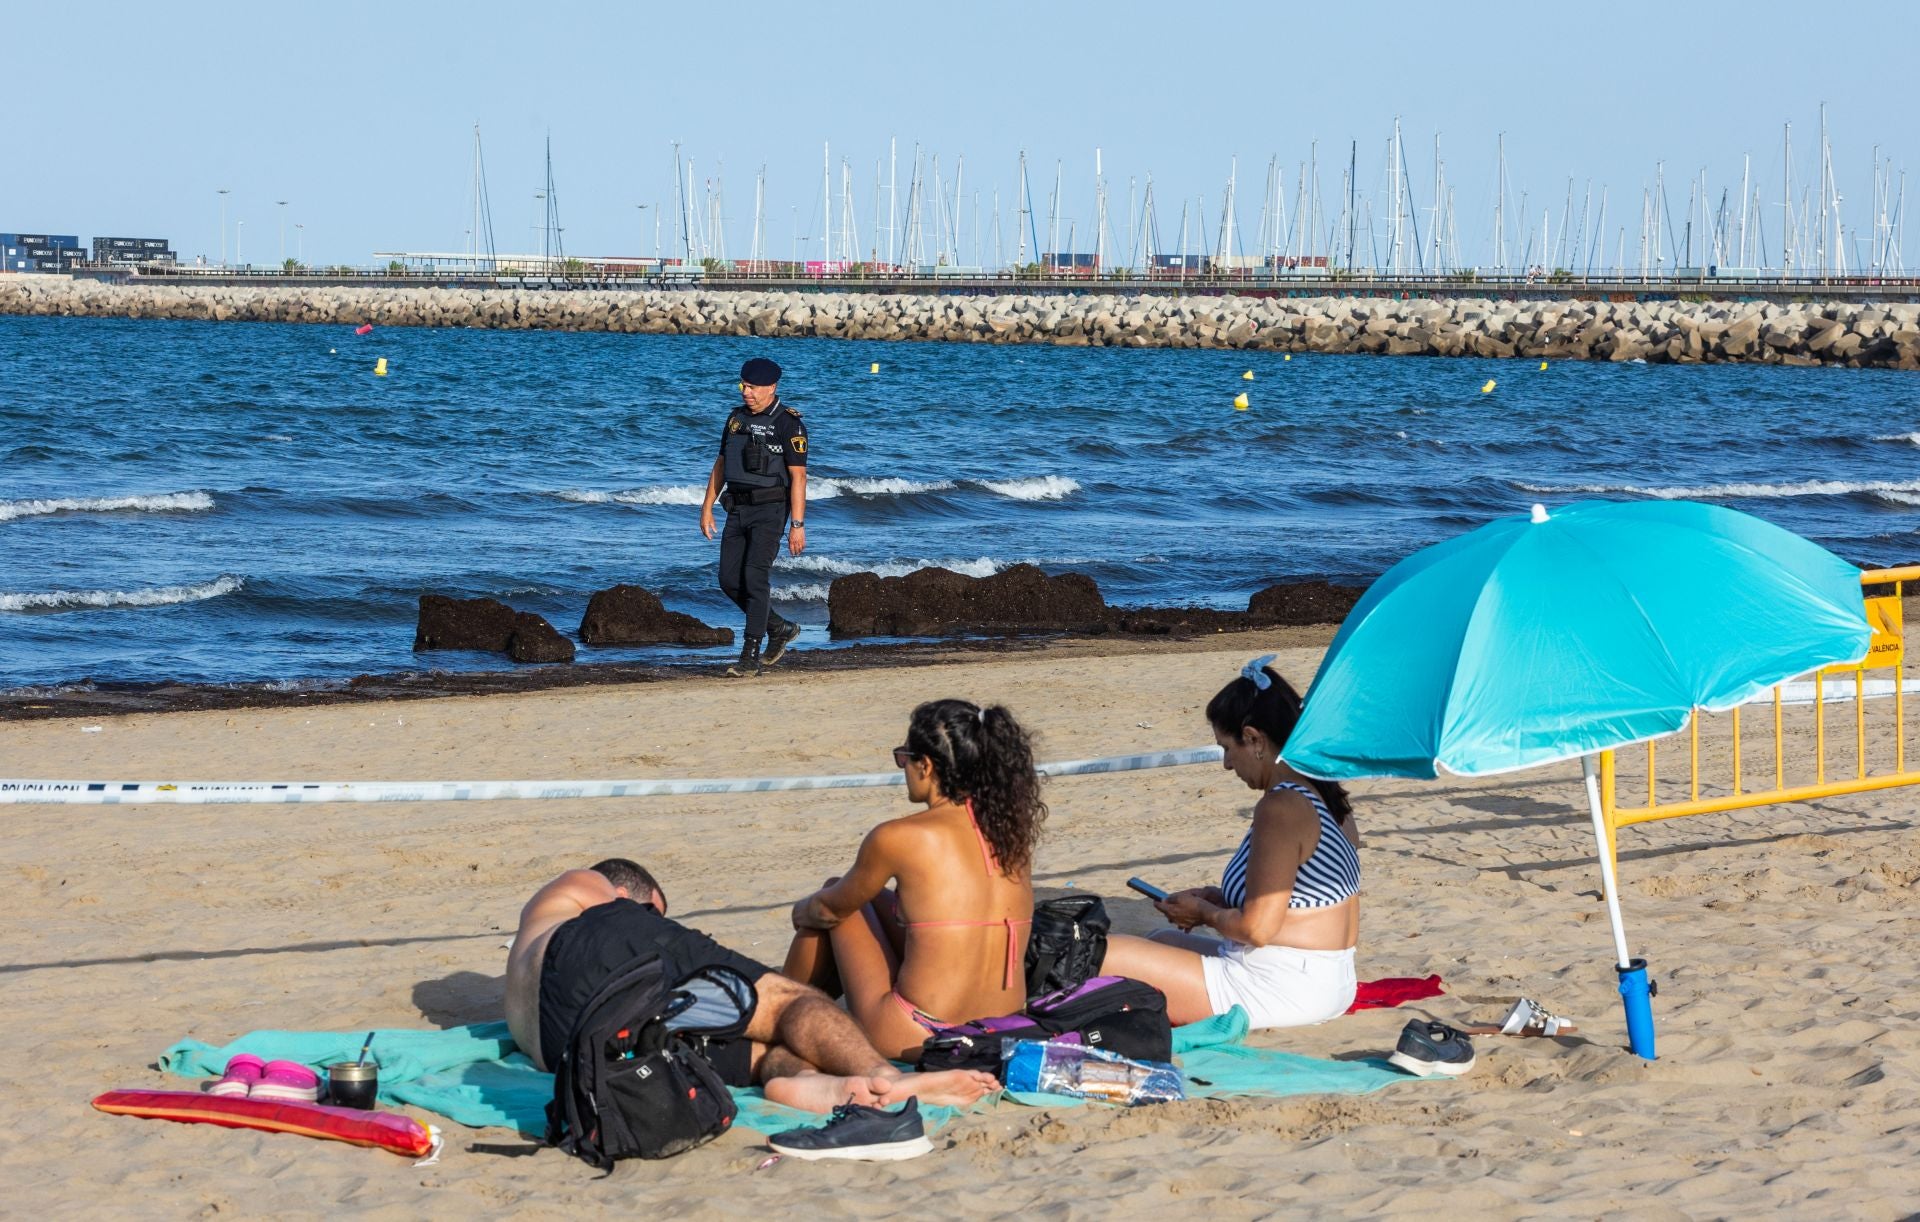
top-left (0, 574), bottom-right (244, 613)
top-left (1516, 478), bottom-right (1920, 503)
top-left (772, 582), bottom-right (834, 602)
top-left (0, 491), bottom-right (215, 523)
top-left (810, 477), bottom-right (956, 500)
top-left (1874, 432), bottom-right (1920, 448)
top-left (776, 554), bottom-right (1005, 579)
top-left (776, 554), bottom-right (1097, 588)
top-left (556, 486), bottom-right (706, 506)
top-left (554, 475), bottom-right (1077, 507)
top-left (979, 475), bottom-right (1081, 501)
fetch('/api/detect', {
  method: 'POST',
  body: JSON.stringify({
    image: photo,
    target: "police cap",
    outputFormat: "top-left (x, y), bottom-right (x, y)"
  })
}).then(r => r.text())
top-left (740, 357), bottom-right (782, 386)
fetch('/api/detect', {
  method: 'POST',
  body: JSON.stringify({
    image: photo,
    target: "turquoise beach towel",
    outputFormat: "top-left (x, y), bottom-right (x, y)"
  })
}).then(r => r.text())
top-left (157, 1010), bottom-right (1413, 1138)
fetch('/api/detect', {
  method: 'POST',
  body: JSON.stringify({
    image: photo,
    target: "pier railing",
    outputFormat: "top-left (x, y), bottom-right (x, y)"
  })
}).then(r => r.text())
top-left (106, 264), bottom-right (1920, 301)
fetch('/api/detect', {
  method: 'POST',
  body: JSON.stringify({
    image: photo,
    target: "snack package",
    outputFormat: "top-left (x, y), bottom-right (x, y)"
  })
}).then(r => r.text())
top-left (1001, 1038), bottom-right (1185, 1106)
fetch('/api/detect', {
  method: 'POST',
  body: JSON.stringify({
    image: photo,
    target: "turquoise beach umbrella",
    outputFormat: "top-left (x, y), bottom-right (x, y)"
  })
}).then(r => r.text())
top-left (1281, 499), bottom-right (1869, 1056)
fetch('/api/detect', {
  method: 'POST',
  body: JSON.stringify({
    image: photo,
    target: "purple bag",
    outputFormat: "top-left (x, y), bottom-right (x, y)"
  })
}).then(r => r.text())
top-left (1025, 976), bottom-right (1172, 1064)
top-left (916, 976), bottom-right (1170, 1072)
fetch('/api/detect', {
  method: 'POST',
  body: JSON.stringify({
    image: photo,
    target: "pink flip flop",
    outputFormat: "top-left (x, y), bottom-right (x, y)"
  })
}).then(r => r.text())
top-left (206, 1053), bottom-right (266, 1098)
top-left (250, 1060), bottom-right (322, 1102)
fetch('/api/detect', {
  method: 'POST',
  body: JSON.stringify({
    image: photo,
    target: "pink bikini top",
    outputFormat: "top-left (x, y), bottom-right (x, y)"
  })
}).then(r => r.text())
top-left (899, 800), bottom-right (1031, 990)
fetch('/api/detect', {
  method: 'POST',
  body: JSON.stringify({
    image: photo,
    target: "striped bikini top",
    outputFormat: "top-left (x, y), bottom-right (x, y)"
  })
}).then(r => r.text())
top-left (1221, 781), bottom-right (1360, 910)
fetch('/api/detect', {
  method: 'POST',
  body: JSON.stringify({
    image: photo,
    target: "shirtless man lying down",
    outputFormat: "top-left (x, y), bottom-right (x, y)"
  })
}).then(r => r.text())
top-left (505, 859), bottom-right (997, 1113)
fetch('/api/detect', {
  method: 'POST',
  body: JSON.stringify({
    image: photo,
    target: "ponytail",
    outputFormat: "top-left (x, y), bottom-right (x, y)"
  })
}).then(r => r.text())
top-left (1206, 665), bottom-right (1353, 822)
top-left (905, 698), bottom-right (1048, 876)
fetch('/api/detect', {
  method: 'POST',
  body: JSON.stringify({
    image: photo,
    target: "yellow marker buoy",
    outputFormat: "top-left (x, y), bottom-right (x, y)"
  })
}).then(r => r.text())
top-left (1242, 370), bottom-right (1254, 380)
top-left (1283, 354), bottom-right (1291, 361)
top-left (1481, 379), bottom-right (1496, 394)
top-left (1539, 361), bottom-right (1548, 370)
top-left (870, 362), bottom-right (880, 374)
top-left (374, 357), bottom-right (388, 377)
top-left (1232, 392), bottom-right (1250, 410)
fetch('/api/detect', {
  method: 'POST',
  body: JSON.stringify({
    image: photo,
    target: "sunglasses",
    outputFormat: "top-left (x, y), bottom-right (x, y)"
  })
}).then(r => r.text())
top-left (892, 747), bottom-right (919, 769)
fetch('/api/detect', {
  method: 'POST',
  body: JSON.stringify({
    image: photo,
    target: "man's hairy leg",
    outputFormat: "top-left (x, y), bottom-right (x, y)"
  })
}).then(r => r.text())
top-left (748, 976), bottom-right (997, 1110)
top-left (754, 1045), bottom-right (884, 1112)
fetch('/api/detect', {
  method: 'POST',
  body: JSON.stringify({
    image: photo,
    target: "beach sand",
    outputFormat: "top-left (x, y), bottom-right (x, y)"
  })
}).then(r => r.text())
top-left (4, 635), bottom-right (1919, 1217)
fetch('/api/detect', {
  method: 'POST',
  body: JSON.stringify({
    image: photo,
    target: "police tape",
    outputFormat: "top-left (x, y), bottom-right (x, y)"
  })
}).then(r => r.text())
top-left (0, 745), bottom-right (1225, 807)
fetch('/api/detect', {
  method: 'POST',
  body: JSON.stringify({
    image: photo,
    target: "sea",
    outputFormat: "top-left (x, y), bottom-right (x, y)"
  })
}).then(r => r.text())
top-left (2, 313), bottom-right (1918, 691)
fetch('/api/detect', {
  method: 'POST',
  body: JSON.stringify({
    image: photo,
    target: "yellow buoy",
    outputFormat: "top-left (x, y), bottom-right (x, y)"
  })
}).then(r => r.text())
top-left (1480, 379), bottom-right (1496, 393)
top-left (1539, 361), bottom-right (1548, 370)
top-left (870, 362), bottom-right (880, 374)
top-left (1283, 354), bottom-right (1291, 361)
top-left (1242, 370), bottom-right (1254, 380)
top-left (374, 357), bottom-right (388, 377)
top-left (1232, 392), bottom-right (1250, 410)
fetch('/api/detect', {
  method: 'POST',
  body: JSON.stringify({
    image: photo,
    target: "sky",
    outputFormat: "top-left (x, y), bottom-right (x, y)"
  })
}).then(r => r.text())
top-left (2, 0), bottom-right (1914, 271)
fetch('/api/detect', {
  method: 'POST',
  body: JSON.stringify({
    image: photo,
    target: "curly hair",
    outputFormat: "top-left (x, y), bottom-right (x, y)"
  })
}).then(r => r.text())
top-left (904, 698), bottom-right (1048, 877)
top-left (1205, 666), bottom-right (1353, 823)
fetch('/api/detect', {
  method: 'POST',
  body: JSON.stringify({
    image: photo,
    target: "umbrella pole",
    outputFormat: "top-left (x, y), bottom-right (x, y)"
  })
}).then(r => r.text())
top-left (1582, 754), bottom-right (1657, 1059)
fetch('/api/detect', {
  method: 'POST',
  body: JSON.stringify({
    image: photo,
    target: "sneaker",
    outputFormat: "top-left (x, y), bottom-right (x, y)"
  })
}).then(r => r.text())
top-left (767, 1097), bottom-right (933, 1162)
top-left (762, 618), bottom-right (802, 667)
top-left (250, 1059), bottom-right (323, 1102)
top-left (726, 644), bottom-right (762, 678)
top-left (1388, 1020), bottom-right (1477, 1078)
top-left (207, 1053), bottom-right (266, 1098)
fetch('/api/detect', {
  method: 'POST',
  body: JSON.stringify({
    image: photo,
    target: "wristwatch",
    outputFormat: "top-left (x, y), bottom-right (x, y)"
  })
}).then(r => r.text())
top-left (791, 520), bottom-right (805, 528)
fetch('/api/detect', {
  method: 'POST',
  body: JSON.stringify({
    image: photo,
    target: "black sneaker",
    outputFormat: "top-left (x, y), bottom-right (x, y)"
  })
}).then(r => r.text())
top-left (1388, 1020), bottom-right (1476, 1078)
top-left (766, 1097), bottom-right (932, 1162)
top-left (726, 643), bottom-right (762, 678)
top-left (762, 617), bottom-right (802, 667)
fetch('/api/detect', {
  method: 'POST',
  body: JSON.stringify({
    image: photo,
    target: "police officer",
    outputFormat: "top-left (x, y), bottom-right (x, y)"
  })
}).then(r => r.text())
top-left (699, 356), bottom-right (808, 677)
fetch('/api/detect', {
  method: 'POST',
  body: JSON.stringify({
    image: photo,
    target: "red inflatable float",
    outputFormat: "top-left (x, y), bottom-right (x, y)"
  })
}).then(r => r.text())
top-left (92, 1090), bottom-right (437, 1158)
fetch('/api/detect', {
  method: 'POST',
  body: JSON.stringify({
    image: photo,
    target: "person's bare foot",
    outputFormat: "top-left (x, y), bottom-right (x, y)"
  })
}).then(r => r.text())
top-left (875, 1068), bottom-right (998, 1108)
top-left (763, 1071), bottom-right (885, 1113)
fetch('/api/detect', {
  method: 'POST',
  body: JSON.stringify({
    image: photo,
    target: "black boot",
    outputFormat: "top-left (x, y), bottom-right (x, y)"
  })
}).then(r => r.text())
top-left (727, 641), bottom-right (762, 678)
top-left (763, 615), bottom-right (802, 667)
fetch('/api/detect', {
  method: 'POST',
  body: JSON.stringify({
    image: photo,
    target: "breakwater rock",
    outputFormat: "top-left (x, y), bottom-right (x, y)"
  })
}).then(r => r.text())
top-left (579, 585), bottom-right (733, 647)
top-left (414, 595), bottom-right (574, 664)
top-left (827, 565), bottom-right (1364, 639)
top-left (4, 277), bottom-right (1918, 367)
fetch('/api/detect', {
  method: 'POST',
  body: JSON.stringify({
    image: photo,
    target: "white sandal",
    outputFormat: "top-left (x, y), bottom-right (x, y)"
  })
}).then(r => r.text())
top-left (1497, 997), bottom-right (1577, 1037)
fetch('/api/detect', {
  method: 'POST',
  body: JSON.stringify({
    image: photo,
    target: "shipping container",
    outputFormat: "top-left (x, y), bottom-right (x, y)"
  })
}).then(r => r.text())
top-left (138, 238), bottom-right (169, 249)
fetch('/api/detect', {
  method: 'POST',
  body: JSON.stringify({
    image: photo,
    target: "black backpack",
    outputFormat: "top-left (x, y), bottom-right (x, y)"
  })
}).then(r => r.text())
top-left (545, 956), bottom-right (756, 1172)
top-left (1023, 894), bottom-right (1111, 997)
top-left (918, 976), bottom-right (1172, 1074)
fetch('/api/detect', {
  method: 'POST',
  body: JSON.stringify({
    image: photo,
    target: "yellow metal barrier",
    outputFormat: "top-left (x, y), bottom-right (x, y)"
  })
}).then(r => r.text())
top-left (1599, 566), bottom-right (1919, 868)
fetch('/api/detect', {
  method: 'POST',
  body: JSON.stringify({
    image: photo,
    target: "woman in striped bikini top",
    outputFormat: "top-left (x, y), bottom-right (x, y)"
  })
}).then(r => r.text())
top-left (1110, 656), bottom-right (1361, 967)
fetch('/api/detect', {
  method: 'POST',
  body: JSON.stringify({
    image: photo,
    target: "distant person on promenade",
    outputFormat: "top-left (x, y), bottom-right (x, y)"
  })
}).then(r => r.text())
top-left (782, 699), bottom-right (1046, 1060)
top-left (504, 859), bottom-right (997, 1111)
top-left (699, 356), bottom-right (808, 677)
top-left (1102, 657), bottom-right (1361, 1029)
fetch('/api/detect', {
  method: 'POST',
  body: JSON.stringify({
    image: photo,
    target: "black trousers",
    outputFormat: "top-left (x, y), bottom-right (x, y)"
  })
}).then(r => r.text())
top-left (717, 498), bottom-right (789, 648)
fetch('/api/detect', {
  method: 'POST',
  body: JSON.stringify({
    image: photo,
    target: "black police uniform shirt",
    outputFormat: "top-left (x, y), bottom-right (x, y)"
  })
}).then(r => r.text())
top-left (720, 399), bottom-right (808, 491)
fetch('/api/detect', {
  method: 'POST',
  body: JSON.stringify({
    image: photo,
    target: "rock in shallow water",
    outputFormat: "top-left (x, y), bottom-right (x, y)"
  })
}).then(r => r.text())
top-left (578, 584), bottom-right (733, 647)
top-left (414, 594), bottom-right (517, 652)
top-left (507, 611), bottom-right (575, 663)
top-left (828, 564), bottom-right (1107, 638)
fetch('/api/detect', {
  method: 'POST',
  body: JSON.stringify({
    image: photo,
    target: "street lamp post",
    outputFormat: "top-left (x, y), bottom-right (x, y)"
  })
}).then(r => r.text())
top-left (277, 200), bottom-right (288, 265)
top-left (635, 204), bottom-right (649, 276)
top-left (295, 223), bottom-right (303, 264)
top-left (237, 220), bottom-right (244, 267)
top-left (217, 188), bottom-right (230, 267)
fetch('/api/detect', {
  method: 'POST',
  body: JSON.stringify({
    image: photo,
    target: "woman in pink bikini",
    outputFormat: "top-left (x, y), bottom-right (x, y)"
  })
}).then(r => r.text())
top-left (784, 699), bottom-right (1047, 1061)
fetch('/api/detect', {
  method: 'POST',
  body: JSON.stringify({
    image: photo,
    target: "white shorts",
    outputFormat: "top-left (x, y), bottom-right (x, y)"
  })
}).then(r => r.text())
top-left (1197, 941), bottom-right (1358, 1030)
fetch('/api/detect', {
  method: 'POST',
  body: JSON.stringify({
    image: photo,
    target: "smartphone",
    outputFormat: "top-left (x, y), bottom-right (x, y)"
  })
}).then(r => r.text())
top-left (1126, 877), bottom-right (1170, 902)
